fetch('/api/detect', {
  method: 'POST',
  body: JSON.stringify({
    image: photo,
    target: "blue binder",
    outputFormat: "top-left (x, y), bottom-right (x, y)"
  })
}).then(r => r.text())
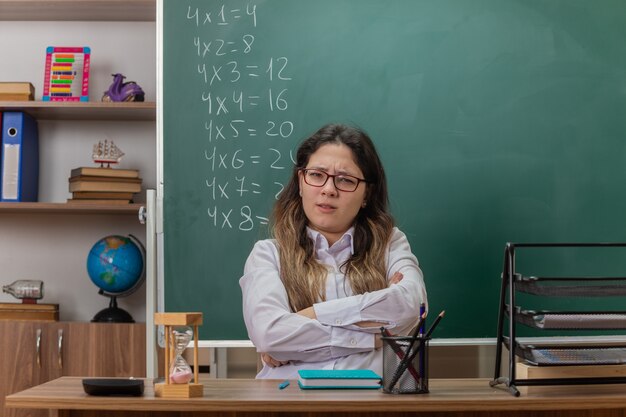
top-left (1, 112), bottom-right (39, 202)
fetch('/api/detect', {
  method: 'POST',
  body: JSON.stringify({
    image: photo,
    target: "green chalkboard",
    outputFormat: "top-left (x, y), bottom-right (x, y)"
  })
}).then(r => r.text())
top-left (162, 0), bottom-right (626, 340)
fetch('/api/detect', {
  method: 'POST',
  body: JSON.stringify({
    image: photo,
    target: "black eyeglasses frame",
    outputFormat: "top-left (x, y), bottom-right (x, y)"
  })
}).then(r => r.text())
top-left (299, 168), bottom-right (369, 192)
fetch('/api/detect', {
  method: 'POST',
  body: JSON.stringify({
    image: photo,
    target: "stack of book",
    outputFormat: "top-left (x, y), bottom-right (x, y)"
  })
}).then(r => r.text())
top-left (67, 166), bottom-right (142, 205)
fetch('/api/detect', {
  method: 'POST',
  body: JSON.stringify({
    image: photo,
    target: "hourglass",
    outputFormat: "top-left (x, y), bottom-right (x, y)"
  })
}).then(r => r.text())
top-left (154, 312), bottom-right (204, 398)
top-left (169, 326), bottom-right (193, 384)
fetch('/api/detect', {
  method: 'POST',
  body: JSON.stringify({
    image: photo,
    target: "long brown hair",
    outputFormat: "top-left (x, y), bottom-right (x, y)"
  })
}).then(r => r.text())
top-left (272, 124), bottom-right (394, 312)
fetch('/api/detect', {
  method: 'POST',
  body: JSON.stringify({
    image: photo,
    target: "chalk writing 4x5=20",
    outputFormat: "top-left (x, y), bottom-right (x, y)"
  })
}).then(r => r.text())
top-left (205, 120), bottom-right (294, 141)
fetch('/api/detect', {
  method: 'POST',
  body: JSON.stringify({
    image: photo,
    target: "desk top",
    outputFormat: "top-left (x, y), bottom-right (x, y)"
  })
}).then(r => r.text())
top-left (7, 377), bottom-right (626, 413)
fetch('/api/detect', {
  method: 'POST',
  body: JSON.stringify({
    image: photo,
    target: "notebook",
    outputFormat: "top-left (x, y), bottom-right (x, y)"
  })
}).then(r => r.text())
top-left (297, 369), bottom-right (382, 389)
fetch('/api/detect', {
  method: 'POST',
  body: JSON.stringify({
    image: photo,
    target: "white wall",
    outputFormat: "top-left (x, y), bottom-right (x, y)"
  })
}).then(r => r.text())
top-left (0, 21), bottom-right (156, 322)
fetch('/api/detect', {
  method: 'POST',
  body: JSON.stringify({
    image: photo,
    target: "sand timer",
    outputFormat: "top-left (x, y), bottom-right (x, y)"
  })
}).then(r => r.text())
top-left (154, 312), bottom-right (204, 398)
top-left (169, 326), bottom-right (193, 384)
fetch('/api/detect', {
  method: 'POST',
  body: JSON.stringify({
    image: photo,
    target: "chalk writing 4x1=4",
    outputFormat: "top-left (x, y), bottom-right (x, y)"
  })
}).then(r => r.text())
top-left (187, 4), bottom-right (257, 27)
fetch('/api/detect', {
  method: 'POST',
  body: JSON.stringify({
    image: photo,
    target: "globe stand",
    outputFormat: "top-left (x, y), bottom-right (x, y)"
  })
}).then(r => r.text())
top-left (91, 294), bottom-right (135, 323)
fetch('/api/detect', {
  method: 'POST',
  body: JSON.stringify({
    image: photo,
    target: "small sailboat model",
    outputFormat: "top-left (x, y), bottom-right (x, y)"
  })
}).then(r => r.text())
top-left (92, 140), bottom-right (125, 167)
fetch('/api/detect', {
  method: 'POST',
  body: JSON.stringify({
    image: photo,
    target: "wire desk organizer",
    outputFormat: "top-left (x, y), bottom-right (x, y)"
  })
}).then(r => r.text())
top-left (490, 242), bottom-right (626, 396)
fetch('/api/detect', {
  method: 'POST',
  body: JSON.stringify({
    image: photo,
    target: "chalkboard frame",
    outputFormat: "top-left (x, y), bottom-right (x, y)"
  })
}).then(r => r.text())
top-left (159, 0), bottom-right (626, 341)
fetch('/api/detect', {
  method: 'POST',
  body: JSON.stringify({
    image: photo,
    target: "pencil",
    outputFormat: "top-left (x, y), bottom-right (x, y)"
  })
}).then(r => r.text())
top-left (424, 310), bottom-right (445, 338)
top-left (387, 311), bottom-right (444, 392)
top-left (399, 310), bottom-right (446, 385)
top-left (386, 312), bottom-right (427, 391)
top-left (380, 327), bottom-right (420, 382)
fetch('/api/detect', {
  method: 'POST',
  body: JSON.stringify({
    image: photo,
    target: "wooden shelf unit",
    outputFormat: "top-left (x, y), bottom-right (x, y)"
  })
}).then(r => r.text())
top-left (0, 0), bottom-right (156, 21)
top-left (0, 101), bottom-right (156, 121)
top-left (0, 202), bottom-right (143, 214)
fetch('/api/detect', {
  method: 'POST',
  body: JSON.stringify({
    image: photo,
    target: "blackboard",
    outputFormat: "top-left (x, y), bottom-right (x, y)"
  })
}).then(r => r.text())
top-left (162, 0), bottom-right (626, 340)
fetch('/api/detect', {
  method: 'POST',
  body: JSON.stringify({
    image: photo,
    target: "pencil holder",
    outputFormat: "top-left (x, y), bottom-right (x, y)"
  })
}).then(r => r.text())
top-left (381, 335), bottom-right (430, 394)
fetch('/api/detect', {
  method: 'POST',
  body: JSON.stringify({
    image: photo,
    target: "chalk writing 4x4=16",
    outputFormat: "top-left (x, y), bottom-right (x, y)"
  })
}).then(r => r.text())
top-left (201, 89), bottom-right (290, 114)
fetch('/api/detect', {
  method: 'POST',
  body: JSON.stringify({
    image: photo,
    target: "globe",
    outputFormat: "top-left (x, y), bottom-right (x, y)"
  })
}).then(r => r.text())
top-left (87, 235), bottom-right (145, 323)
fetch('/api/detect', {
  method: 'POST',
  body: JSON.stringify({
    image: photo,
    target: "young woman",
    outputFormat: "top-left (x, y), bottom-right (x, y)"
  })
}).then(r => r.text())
top-left (240, 123), bottom-right (427, 378)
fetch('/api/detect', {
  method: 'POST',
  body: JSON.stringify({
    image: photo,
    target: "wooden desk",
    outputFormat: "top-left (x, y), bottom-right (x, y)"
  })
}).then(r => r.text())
top-left (7, 376), bottom-right (626, 417)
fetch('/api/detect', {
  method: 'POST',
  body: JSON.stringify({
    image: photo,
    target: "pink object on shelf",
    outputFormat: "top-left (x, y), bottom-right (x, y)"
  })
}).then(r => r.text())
top-left (170, 370), bottom-right (193, 384)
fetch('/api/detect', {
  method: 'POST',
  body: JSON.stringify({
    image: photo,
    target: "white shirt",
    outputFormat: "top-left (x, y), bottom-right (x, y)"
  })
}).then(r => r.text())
top-left (239, 226), bottom-right (427, 379)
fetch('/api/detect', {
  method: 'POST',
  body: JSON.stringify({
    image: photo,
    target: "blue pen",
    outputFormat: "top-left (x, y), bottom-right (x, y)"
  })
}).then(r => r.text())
top-left (418, 303), bottom-right (426, 382)
top-left (278, 380), bottom-right (290, 389)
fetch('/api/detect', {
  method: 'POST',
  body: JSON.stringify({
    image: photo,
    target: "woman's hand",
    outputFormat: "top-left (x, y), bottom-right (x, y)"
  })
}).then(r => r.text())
top-left (389, 271), bottom-right (404, 285)
top-left (296, 306), bottom-right (317, 319)
top-left (261, 352), bottom-right (289, 368)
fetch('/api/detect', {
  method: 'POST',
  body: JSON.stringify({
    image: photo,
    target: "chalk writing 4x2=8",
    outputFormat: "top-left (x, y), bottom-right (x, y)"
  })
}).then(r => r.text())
top-left (198, 58), bottom-right (291, 86)
top-left (204, 146), bottom-right (296, 171)
top-left (187, 4), bottom-right (257, 27)
top-left (205, 120), bottom-right (294, 141)
top-left (194, 35), bottom-right (255, 57)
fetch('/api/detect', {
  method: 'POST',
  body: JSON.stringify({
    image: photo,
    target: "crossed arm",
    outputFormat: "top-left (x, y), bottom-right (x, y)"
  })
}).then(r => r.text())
top-left (261, 271), bottom-right (405, 368)
top-left (239, 228), bottom-right (427, 367)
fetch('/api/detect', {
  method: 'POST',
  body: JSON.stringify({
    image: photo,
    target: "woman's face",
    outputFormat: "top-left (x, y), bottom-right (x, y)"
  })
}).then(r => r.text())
top-left (298, 143), bottom-right (367, 246)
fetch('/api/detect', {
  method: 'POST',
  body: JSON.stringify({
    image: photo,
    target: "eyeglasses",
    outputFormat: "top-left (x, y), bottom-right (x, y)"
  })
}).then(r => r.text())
top-left (300, 168), bottom-right (368, 192)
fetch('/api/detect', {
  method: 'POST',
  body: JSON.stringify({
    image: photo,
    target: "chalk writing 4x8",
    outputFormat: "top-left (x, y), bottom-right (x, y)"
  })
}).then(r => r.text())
top-left (207, 205), bottom-right (268, 231)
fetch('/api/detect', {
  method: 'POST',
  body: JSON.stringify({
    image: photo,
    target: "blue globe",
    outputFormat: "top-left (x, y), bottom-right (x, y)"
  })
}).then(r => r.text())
top-left (87, 235), bottom-right (144, 295)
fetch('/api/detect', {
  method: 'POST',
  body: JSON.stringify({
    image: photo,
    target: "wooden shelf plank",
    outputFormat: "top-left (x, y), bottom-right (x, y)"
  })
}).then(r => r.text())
top-left (0, 202), bottom-right (143, 214)
top-left (0, 0), bottom-right (155, 21)
top-left (0, 101), bottom-right (156, 121)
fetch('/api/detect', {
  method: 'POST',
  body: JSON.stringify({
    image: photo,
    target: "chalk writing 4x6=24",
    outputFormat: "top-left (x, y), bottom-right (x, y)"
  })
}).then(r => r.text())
top-left (204, 147), bottom-right (295, 171)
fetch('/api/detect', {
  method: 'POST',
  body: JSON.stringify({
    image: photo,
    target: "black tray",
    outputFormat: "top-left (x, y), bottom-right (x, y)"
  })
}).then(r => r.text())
top-left (82, 378), bottom-right (144, 396)
top-left (516, 343), bottom-right (626, 366)
top-left (515, 309), bottom-right (626, 330)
